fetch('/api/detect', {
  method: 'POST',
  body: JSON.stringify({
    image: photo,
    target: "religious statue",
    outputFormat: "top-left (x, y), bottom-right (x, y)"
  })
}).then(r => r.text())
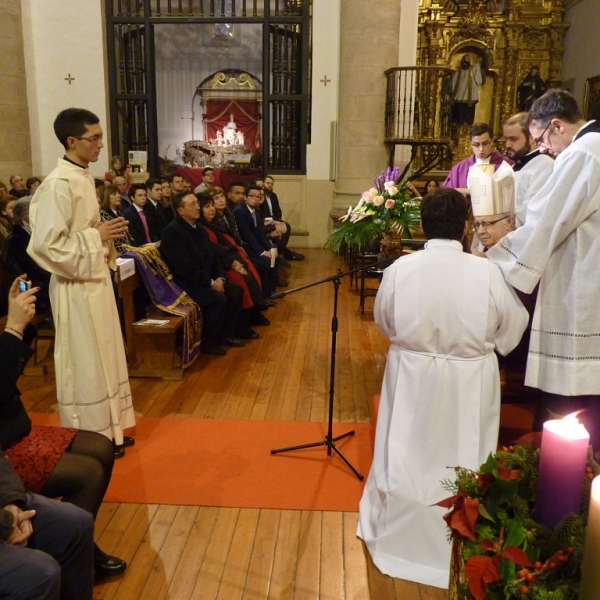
top-left (517, 65), bottom-right (548, 112)
top-left (223, 113), bottom-right (237, 145)
top-left (451, 54), bottom-right (486, 125)
top-left (216, 130), bottom-right (223, 145)
top-left (235, 130), bottom-right (245, 146)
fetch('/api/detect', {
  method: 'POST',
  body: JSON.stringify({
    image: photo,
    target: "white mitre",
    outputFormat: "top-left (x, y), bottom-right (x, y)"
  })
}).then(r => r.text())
top-left (469, 161), bottom-right (515, 217)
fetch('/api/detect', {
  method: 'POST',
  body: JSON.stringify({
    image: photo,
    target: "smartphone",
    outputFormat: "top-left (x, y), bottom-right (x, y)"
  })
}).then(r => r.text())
top-left (18, 280), bottom-right (31, 293)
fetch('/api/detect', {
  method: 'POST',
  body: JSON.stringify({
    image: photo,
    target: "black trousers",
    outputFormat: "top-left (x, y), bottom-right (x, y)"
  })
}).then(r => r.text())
top-left (197, 281), bottom-right (243, 348)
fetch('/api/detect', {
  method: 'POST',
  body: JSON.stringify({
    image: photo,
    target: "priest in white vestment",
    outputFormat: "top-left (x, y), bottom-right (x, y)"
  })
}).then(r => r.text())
top-left (27, 108), bottom-right (136, 448)
top-left (358, 188), bottom-right (528, 588)
top-left (486, 90), bottom-right (600, 447)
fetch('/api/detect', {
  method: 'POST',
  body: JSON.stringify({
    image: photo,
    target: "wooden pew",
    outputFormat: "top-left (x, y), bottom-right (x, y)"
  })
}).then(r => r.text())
top-left (115, 267), bottom-right (191, 380)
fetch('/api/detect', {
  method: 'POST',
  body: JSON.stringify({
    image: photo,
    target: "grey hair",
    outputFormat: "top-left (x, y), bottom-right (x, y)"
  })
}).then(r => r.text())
top-left (12, 197), bottom-right (31, 224)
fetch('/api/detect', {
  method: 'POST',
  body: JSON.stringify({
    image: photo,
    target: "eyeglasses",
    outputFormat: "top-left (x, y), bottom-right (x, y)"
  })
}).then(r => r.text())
top-left (247, 193), bottom-right (261, 199)
top-left (74, 134), bottom-right (103, 144)
top-left (471, 140), bottom-right (493, 149)
top-left (472, 216), bottom-right (510, 230)
top-left (533, 121), bottom-right (552, 147)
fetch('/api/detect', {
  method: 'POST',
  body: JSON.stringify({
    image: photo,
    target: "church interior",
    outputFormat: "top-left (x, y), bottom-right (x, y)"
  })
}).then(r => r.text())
top-left (2, 0), bottom-right (600, 597)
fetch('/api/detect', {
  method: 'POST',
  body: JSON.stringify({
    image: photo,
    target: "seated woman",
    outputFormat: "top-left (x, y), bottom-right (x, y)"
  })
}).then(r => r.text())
top-left (0, 180), bottom-right (7, 197)
top-left (1, 277), bottom-right (127, 577)
top-left (3, 197), bottom-right (52, 314)
top-left (207, 186), bottom-right (274, 306)
top-left (99, 184), bottom-right (133, 255)
top-left (0, 194), bottom-right (15, 244)
top-left (198, 194), bottom-right (270, 325)
top-left (424, 179), bottom-right (439, 195)
top-left (26, 177), bottom-right (41, 195)
top-left (104, 155), bottom-right (132, 190)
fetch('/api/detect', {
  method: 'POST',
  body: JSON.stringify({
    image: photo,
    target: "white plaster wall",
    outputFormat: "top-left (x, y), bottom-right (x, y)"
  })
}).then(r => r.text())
top-left (21, 0), bottom-right (109, 178)
top-left (306, 0), bottom-right (341, 181)
top-left (562, 0), bottom-right (600, 107)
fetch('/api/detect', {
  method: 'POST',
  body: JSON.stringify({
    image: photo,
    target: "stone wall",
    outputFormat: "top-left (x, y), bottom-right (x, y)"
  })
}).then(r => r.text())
top-left (0, 0), bottom-right (31, 186)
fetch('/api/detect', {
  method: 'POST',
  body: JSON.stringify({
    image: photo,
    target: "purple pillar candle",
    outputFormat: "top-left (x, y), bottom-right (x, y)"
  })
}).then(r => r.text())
top-left (535, 415), bottom-right (589, 529)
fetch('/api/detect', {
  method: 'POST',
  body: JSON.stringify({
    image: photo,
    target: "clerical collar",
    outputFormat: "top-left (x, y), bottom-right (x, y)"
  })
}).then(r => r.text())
top-left (475, 156), bottom-right (491, 165)
top-left (513, 149), bottom-right (541, 172)
top-left (62, 155), bottom-right (88, 170)
top-left (573, 120), bottom-right (600, 142)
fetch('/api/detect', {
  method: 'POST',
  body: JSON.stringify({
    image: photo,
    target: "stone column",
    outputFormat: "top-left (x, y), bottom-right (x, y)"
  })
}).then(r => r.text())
top-left (0, 1), bottom-right (31, 184)
top-left (330, 0), bottom-right (401, 220)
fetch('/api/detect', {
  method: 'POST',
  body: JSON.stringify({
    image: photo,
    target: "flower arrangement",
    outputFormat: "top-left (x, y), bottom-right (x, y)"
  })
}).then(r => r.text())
top-left (438, 443), bottom-right (599, 600)
top-left (325, 168), bottom-right (421, 254)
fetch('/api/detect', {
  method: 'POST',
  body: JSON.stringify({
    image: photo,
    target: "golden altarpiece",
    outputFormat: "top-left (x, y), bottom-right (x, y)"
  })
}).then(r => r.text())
top-left (417, 0), bottom-right (569, 164)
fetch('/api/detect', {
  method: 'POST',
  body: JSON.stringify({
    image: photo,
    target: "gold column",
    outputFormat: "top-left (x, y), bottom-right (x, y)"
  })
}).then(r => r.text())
top-left (330, 0), bottom-right (401, 221)
top-left (0, 0), bottom-right (32, 184)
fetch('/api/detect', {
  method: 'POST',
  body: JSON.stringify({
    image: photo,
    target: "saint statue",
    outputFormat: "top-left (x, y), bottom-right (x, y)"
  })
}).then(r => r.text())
top-left (451, 54), bottom-right (486, 125)
top-left (517, 65), bottom-right (548, 112)
top-left (223, 113), bottom-right (237, 145)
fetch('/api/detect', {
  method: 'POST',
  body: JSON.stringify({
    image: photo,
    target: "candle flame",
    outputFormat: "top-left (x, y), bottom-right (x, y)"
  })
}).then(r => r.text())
top-left (563, 410), bottom-right (584, 426)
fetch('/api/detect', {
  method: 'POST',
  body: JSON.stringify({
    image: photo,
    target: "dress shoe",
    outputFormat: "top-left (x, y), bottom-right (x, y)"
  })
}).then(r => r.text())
top-left (113, 445), bottom-right (125, 459)
top-left (252, 315), bottom-right (271, 326)
top-left (223, 337), bottom-right (246, 347)
top-left (122, 436), bottom-right (135, 447)
top-left (94, 553), bottom-right (128, 577)
top-left (286, 250), bottom-right (305, 261)
top-left (257, 299), bottom-right (276, 310)
top-left (236, 329), bottom-right (259, 340)
top-left (200, 345), bottom-right (228, 356)
top-left (276, 278), bottom-right (289, 287)
top-left (279, 258), bottom-right (291, 268)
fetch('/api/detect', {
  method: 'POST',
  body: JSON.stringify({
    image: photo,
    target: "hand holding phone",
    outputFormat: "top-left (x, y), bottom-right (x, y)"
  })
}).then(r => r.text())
top-left (18, 280), bottom-right (31, 293)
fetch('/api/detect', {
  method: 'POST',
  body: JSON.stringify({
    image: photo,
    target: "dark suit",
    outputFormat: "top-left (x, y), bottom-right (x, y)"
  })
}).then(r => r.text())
top-left (123, 204), bottom-right (160, 246)
top-left (234, 203), bottom-right (278, 297)
top-left (261, 193), bottom-right (291, 253)
top-left (0, 333), bottom-right (94, 599)
top-left (143, 200), bottom-right (167, 238)
top-left (3, 225), bottom-right (51, 314)
top-left (159, 215), bottom-right (243, 348)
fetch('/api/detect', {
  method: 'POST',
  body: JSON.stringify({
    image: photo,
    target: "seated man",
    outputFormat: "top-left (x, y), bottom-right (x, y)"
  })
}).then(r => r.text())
top-left (4, 198), bottom-right (52, 314)
top-left (194, 167), bottom-right (215, 195)
top-left (160, 192), bottom-right (257, 356)
top-left (358, 187), bottom-right (528, 589)
top-left (233, 184), bottom-right (283, 297)
top-left (8, 175), bottom-right (30, 199)
top-left (113, 176), bottom-right (132, 209)
top-left (144, 177), bottom-right (171, 236)
top-left (0, 451), bottom-right (94, 599)
top-left (226, 180), bottom-right (246, 212)
top-left (443, 122), bottom-right (513, 189)
top-left (262, 175), bottom-right (304, 261)
top-left (123, 184), bottom-right (161, 246)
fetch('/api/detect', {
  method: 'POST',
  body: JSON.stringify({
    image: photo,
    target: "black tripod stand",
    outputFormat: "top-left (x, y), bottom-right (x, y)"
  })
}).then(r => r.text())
top-left (270, 258), bottom-right (395, 480)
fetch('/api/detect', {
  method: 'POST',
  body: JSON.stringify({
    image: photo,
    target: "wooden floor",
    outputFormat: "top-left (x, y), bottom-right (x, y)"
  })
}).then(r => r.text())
top-left (19, 248), bottom-right (447, 600)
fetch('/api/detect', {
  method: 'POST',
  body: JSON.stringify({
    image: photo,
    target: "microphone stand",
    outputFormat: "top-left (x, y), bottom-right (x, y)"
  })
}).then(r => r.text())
top-left (270, 256), bottom-right (398, 480)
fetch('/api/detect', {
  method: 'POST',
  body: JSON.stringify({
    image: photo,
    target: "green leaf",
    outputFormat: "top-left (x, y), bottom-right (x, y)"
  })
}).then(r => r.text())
top-left (504, 518), bottom-right (526, 548)
top-left (480, 453), bottom-right (501, 474)
top-left (478, 503), bottom-right (496, 523)
top-left (486, 478), bottom-right (520, 514)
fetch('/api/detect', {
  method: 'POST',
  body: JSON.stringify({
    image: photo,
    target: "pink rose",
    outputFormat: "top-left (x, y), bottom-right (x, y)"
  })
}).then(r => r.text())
top-left (385, 199), bottom-right (395, 209)
top-left (383, 181), bottom-right (396, 191)
top-left (387, 185), bottom-right (398, 196)
top-left (373, 195), bottom-right (384, 206)
top-left (362, 192), bottom-right (374, 204)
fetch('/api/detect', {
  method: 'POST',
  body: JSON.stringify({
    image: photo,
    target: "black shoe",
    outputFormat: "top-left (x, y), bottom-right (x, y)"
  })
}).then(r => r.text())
top-left (252, 315), bottom-right (271, 326)
top-left (236, 329), bottom-right (259, 340)
top-left (201, 345), bottom-right (228, 356)
top-left (114, 445), bottom-right (125, 459)
top-left (286, 250), bottom-right (305, 261)
top-left (257, 299), bottom-right (276, 310)
top-left (94, 553), bottom-right (128, 577)
top-left (122, 436), bottom-right (135, 447)
top-left (279, 258), bottom-right (291, 268)
top-left (223, 337), bottom-right (245, 347)
top-left (276, 278), bottom-right (289, 287)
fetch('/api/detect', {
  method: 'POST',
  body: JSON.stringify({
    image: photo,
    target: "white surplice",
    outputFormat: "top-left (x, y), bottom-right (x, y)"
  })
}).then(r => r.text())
top-left (487, 123), bottom-right (600, 395)
top-left (357, 239), bottom-right (527, 588)
top-left (514, 151), bottom-right (554, 227)
top-left (27, 158), bottom-right (135, 443)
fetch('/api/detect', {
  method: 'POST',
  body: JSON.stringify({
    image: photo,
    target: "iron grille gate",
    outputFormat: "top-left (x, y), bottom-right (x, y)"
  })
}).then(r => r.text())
top-left (105, 0), bottom-right (312, 175)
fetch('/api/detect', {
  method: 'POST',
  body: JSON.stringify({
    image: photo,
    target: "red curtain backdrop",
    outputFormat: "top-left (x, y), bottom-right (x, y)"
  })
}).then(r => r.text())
top-left (203, 100), bottom-right (261, 152)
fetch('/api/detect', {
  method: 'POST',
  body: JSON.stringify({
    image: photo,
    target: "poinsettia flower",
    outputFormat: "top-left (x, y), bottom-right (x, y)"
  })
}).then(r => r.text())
top-left (465, 555), bottom-right (501, 600)
top-left (373, 195), bottom-right (384, 206)
top-left (384, 199), bottom-right (395, 209)
top-left (435, 493), bottom-right (479, 541)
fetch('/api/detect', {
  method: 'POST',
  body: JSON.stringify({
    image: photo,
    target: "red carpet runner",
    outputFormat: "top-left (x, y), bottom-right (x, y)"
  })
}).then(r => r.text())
top-left (30, 414), bottom-right (373, 512)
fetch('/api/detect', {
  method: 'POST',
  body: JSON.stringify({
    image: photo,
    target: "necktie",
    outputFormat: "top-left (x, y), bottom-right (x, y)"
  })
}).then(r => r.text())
top-left (252, 210), bottom-right (257, 227)
top-left (139, 210), bottom-right (152, 243)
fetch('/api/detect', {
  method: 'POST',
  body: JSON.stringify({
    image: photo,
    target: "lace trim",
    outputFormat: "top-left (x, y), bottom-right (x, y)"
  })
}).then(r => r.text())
top-left (532, 329), bottom-right (600, 339)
